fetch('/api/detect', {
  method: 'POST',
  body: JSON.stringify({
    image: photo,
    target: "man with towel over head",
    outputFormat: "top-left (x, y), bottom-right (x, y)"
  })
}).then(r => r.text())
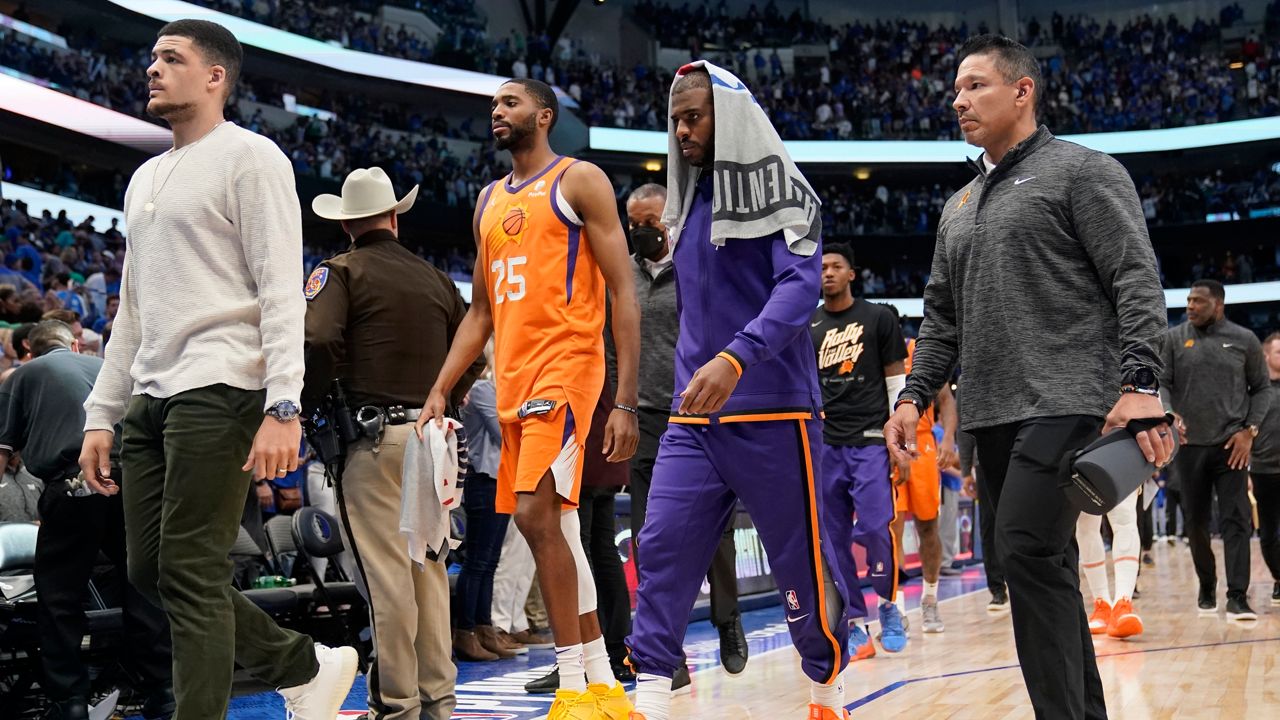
top-left (625, 61), bottom-right (851, 720)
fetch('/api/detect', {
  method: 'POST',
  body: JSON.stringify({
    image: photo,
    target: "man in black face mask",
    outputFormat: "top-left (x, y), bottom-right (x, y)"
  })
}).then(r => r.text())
top-left (624, 183), bottom-right (748, 681)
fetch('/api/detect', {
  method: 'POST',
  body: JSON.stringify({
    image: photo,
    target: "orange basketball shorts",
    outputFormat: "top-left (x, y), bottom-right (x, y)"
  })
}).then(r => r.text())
top-left (893, 439), bottom-right (942, 521)
top-left (495, 402), bottom-right (584, 515)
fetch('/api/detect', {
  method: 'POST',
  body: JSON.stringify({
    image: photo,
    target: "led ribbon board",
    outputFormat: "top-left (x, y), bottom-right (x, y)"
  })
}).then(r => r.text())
top-left (591, 117), bottom-right (1280, 162)
top-left (107, 0), bottom-right (506, 96)
top-left (0, 72), bottom-right (173, 154)
top-left (1, 182), bottom-right (128, 233)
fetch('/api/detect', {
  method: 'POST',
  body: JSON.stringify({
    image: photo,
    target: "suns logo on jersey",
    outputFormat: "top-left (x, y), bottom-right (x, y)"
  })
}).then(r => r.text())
top-left (489, 203), bottom-right (531, 254)
top-left (817, 323), bottom-right (866, 373)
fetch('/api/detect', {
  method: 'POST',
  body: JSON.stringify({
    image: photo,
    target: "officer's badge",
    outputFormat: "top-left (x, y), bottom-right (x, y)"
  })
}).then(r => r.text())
top-left (304, 267), bottom-right (329, 300)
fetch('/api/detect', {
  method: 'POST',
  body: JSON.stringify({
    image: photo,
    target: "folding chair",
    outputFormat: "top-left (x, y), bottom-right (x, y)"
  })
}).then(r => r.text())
top-left (291, 508), bottom-right (368, 670)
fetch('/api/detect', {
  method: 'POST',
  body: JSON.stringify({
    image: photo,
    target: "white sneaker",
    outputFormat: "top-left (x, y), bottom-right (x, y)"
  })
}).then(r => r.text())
top-left (921, 596), bottom-right (945, 633)
top-left (278, 643), bottom-right (359, 719)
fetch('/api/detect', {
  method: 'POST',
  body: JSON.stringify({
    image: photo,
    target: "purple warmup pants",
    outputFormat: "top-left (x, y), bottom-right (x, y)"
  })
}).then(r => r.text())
top-left (626, 418), bottom-right (849, 685)
top-left (821, 444), bottom-right (898, 620)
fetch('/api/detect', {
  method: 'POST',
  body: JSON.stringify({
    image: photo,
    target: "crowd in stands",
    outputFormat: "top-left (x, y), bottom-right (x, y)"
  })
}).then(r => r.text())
top-left (604, 4), bottom-right (1280, 139)
top-left (0, 195), bottom-right (473, 339)
top-left (184, 0), bottom-right (1280, 140)
top-left (0, 198), bottom-right (125, 368)
top-left (6, 2), bottom-right (1280, 293)
top-left (0, 21), bottom-right (502, 213)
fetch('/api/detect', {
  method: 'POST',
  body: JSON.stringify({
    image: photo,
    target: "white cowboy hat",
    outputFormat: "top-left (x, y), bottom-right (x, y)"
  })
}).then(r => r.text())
top-left (312, 167), bottom-right (419, 221)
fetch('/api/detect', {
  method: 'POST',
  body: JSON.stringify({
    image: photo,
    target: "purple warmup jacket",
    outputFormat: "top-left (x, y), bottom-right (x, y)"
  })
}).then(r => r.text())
top-left (669, 173), bottom-right (823, 421)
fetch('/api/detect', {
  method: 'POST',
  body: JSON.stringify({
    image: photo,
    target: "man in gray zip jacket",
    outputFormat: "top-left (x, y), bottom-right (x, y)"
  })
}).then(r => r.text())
top-left (886, 35), bottom-right (1172, 720)
top-left (1161, 279), bottom-right (1269, 621)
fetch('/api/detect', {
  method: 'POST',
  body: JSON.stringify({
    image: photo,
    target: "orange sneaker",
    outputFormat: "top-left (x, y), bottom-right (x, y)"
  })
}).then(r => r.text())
top-left (1087, 598), bottom-right (1111, 635)
top-left (807, 704), bottom-right (851, 719)
top-left (628, 714), bottom-right (647, 720)
top-left (1108, 597), bottom-right (1144, 639)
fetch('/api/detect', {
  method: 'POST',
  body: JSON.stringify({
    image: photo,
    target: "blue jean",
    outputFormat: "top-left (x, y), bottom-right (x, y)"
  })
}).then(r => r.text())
top-left (455, 472), bottom-right (510, 629)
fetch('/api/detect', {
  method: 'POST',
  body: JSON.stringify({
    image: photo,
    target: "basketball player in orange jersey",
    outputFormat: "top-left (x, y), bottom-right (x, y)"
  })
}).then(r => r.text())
top-left (415, 78), bottom-right (640, 720)
top-left (890, 338), bottom-right (958, 634)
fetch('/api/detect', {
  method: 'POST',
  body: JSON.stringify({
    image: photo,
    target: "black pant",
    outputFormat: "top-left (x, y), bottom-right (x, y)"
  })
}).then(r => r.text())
top-left (1175, 444), bottom-right (1252, 595)
top-left (578, 486), bottom-right (632, 663)
top-left (974, 463), bottom-right (1005, 592)
top-left (456, 472), bottom-right (509, 629)
top-left (630, 408), bottom-right (739, 627)
top-left (34, 480), bottom-right (172, 701)
top-left (1137, 488), bottom-right (1154, 551)
top-left (972, 416), bottom-right (1106, 720)
top-left (1254, 473), bottom-right (1280, 582)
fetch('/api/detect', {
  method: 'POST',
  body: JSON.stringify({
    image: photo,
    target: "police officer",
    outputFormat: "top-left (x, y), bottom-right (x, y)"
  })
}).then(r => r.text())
top-left (304, 168), bottom-right (484, 720)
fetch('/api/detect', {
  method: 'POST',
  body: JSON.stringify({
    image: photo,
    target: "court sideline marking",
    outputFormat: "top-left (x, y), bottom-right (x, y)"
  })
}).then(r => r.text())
top-left (844, 635), bottom-right (1280, 710)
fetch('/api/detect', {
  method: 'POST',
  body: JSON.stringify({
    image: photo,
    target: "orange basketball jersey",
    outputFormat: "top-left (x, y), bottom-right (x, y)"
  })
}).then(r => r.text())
top-left (477, 155), bottom-right (606, 441)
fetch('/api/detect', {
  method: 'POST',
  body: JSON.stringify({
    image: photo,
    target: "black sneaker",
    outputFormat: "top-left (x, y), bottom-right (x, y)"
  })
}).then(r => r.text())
top-left (611, 660), bottom-right (636, 683)
top-left (1272, 582), bottom-right (1280, 607)
top-left (672, 662), bottom-right (692, 694)
top-left (1226, 592), bottom-right (1258, 622)
top-left (140, 688), bottom-right (176, 720)
top-left (524, 668), bottom-right (560, 694)
top-left (717, 613), bottom-right (749, 675)
top-left (987, 585), bottom-right (1009, 613)
top-left (1198, 584), bottom-right (1218, 615)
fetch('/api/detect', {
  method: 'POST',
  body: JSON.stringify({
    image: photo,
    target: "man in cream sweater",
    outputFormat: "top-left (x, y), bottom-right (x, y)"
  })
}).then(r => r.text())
top-left (77, 19), bottom-right (356, 719)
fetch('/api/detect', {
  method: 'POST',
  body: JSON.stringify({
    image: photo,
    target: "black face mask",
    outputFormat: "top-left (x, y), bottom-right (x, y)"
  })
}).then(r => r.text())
top-left (630, 225), bottom-right (666, 259)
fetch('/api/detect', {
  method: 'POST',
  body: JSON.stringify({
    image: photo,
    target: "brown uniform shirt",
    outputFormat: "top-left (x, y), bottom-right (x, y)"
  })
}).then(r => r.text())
top-left (302, 229), bottom-right (482, 412)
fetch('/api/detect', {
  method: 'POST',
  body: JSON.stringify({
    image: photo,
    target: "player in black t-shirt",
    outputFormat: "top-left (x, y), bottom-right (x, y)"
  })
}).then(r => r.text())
top-left (810, 243), bottom-right (910, 658)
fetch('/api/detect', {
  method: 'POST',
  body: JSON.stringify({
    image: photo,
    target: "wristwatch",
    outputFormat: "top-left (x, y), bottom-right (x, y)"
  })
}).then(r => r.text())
top-left (1249, 425), bottom-right (1260, 438)
top-left (266, 400), bottom-right (301, 423)
top-left (1121, 366), bottom-right (1159, 396)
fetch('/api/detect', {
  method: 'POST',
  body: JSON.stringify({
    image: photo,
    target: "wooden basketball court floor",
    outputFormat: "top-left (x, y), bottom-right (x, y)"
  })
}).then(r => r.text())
top-left (224, 539), bottom-right (1280, 719)
top-left (666, 538), bottom-right (1280, 720)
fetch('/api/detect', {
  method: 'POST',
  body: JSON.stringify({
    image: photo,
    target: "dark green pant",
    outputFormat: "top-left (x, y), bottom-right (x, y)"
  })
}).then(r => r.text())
top-left (121, 384), bottom-right (318, 718)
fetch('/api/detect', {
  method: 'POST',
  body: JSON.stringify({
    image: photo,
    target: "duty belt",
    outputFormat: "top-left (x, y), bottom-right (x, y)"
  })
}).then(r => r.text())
top-left (354, 405), bottom-right (423, 438)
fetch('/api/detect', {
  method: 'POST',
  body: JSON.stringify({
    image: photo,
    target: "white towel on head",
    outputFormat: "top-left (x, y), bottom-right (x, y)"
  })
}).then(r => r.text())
top-left (400, 419), bottom-right (464, 570)
top-left (662, 59), bottom-right (821, 256)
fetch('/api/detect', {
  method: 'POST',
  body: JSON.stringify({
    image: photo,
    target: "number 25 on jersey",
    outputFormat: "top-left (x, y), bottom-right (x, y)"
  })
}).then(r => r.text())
top-left (491, 256), bottom-right (527, 304)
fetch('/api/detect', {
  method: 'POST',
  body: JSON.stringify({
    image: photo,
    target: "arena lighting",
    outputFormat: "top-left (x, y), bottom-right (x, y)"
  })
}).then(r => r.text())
top-left (589, 116), bottom-right (1280, 162)
top-left (0, 11), bottom-right (68, 48)
top-left (870, 281), bottom-right (1280, 318)
top-left (0, 73), bottom-right (173, 154)
top-left (854, 167), bottom-right (872, 180)
top-left (644, 160), bottom-right (663, 172)
top-left (107, 0), bottom-right (506, 97)
top-left (0, 182), bottom-right (128, 233)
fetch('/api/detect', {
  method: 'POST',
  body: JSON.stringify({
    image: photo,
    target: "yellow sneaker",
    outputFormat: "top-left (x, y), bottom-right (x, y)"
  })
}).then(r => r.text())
top-left (588, 682), bottom-right (635, 719)
top-left (548, 688), bottom-right (600, 720)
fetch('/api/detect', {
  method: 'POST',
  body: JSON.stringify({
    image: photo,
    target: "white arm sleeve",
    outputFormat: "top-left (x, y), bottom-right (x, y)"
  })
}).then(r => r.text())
top-left (886, 373), bottom-right (907, 413)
